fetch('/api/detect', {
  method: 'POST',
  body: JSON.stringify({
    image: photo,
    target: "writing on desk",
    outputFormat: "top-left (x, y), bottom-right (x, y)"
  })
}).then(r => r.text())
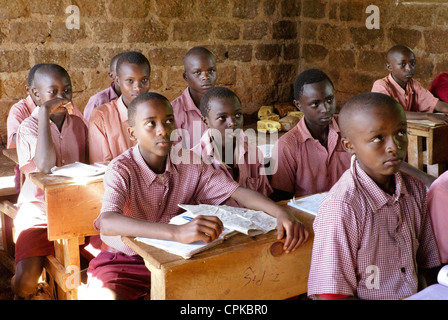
top-left (243, 266), bottom-right (280, 287)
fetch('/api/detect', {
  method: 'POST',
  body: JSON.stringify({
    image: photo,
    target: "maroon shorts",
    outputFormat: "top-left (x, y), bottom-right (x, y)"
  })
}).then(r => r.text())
top-left (14, 225), bottom-right (55, 264)
top-left (87, 249), bottom-right (151, 300)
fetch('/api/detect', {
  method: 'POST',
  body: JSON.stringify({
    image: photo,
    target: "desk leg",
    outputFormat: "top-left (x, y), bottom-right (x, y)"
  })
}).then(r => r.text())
top-left (408, 135), bottom-right (423, 170)
top-left (143, 260), bottom-right (166, 300)
top-left (53, 238), bottom-right (81, 300)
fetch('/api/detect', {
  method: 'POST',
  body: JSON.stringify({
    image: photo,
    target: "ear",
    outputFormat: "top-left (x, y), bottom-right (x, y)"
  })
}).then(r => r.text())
top-left (201, 115), bottom-right (209, 126)
top-left (293, 99), bottom-right (302, 111)
top-left (108, 71), bottom-right (116, 82)
top-left (341, 137), bottom-right (355, 155)
top-left (128, 126), bottom-right (137, 141)
top-left (32, 88), bottom-right (40, 102)
top-left (386, 62), bottom-right (392, 72)
top-left (182, 71), bottom-right (188, 82)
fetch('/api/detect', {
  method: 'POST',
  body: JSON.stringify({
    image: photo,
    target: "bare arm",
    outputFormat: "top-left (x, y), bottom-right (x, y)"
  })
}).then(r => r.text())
top-left (99, 211), bottom-right (224, 244)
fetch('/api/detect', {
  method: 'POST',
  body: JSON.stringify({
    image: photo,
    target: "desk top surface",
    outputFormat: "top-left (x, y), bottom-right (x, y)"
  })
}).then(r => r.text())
top-left (122, 201), bottom-right (315, 270)
top-left (29, 172), bottom-right (104, 190)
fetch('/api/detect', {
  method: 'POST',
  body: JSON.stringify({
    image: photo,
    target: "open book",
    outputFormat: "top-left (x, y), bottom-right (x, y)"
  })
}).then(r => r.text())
top-left (287, 192), bottom-right (328, 216)
top-left (404, 265), bottom-right (448, 300)
top-left (135, 205), bottom-right (277, 259)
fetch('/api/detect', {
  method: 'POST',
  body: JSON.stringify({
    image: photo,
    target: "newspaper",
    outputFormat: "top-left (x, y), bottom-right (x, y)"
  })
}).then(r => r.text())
top-left (178, 204), bottom-right (277, 237)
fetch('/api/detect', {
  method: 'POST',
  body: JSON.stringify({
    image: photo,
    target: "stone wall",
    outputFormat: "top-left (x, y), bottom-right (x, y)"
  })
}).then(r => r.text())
top-left (1, 0), bottom-right (448, 146)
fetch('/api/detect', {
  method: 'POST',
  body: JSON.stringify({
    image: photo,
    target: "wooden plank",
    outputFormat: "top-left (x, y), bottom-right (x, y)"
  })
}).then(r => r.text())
top-left (45, 181), bottom-right (103, 240)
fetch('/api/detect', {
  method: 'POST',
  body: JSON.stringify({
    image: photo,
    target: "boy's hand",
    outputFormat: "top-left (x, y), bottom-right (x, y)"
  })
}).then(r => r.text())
top-left (276, 209), bottom-right (309, 253)
top-left (176, 215), bottom-right (224, 244)
top-left (40, 97), bottom-right (71, 115)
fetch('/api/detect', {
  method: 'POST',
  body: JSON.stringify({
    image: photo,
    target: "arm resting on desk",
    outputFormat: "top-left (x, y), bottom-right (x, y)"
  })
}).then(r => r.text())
top-left (99, 211), bottom-right (223, 244)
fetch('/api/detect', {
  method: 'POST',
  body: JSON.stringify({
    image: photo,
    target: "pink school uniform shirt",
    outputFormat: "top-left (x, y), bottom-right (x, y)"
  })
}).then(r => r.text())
top-left (14, 107), bottom-right (88, 237)
top-left (6, 95), bottom-right (36, 149)
top-left (371, 74), bottom-right (439, 112)
top-left (94, 145), bottom-right (240, 255)
top-left (83, 82), bottom-right (119, 122)
top-left (308, 157), bottom-right (440, 300)
top-left (88, 96), bottom-right (136, 164)
top-left (191, 129), bottom-right (272, 199)
top-left (171, 88), bottom-right (208, 149)
top-left (270, 116), bottom-right (351, 197)
top-left (427, 170), bottom-right (448, 264)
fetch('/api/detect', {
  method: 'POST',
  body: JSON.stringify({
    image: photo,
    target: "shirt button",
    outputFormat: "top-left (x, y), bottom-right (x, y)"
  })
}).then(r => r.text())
top-left (401, 267), bottom-right (406, 273)
top-left (62, 160), bottom-right (65, 164)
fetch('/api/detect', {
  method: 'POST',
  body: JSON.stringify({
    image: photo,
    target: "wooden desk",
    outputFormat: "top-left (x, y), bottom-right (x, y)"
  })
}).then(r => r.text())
top-left (29, 172), bottom-right (103, 300)
top-left (122, 201), bottom-right (315, 300)
top-left (407, 120), bottom-right (448, 177)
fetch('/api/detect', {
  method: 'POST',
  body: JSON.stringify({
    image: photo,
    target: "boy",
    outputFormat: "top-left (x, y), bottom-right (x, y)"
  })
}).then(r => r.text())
top-left (83, 52), bottom-right (124, 122)
top-left (88, 51), bottom-right (151, 164)
top-left (12, 64), bottom-right (88, 299)
top-left (427, 170), bottom-right (448, 264)
top-left (307, 92), bottom-right (440, 300)
top-left (171, 46), bottom-right (217, 148)
top-left (372, 45), bottom-right (448, 124)
top-left (192, 86), bottom-right (272, 205)
top-left (270, 69), bottom-right (351, 200)
top-left (85, 92), bottom-right (308, 300)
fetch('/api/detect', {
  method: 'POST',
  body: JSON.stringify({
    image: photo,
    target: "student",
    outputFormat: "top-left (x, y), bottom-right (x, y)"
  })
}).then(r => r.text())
top-left (12, 64), bottom-right (88, 299)
top-left (83, 52), bottom-right (124, 122)
top-left (427, 170), bottom-right (448, 265)
top-left (307, 92), bottom-right (440, 300)
top-left (88, 51), bottom-right (151, 164)
top-left (429, 72), bottom-right (448, 103)
top-left (191, 86), bottom-right (272, 205)
top-left (270, 69), bottom-right (351, 201)
top-left (372, 44), bottom-right (448, 124)
top-left (171, 46), bottom-right (217, 148)
top-left (85, 92), bottom-right (308, 300)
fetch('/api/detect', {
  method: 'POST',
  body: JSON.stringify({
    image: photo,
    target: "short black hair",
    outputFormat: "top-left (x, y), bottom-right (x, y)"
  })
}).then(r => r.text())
top-left (184, 46), bottom-right (215, 66)
top-left (116, 51), bottom-right (151, 76)
top-left (128, 92), bottom-right (170, 127)
top-left (27, 63), bottom-right (47, 87)
top-left (339, 92), bottom-right (403, 138)
top-left (110, 52), bottom-right (126, 70)
top-left (294, 68), bottom-right (334, 101)
top-left (199, 86), bottom-right (241, 117)
top-left (33, 63), bottom-right (71, 83)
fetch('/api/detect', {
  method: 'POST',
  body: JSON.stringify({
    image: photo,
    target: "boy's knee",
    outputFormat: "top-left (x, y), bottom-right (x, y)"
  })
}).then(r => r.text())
top-left (11, 274), bottom-right (39, 298)
top-left (12, 257), bottom-right (45, 298)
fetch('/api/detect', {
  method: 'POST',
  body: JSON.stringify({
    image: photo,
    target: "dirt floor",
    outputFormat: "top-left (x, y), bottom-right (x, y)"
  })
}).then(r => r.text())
top-left (0, 261), bottom-right (13, 300)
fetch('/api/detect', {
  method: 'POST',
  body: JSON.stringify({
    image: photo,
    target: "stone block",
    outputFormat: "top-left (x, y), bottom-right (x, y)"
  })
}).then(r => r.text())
top-left (389, 28), bottom-right (422, 49)
top-left (90, 22), bottom-right (123, 43)
top-left (317, 24), bottom-right (349, 48)
top-left (339, 1), bottom-right (365, 22)
top-left (273, 21), bottom-right (297, 40)
top-left (350, 27), bottom-right (384, 48)
top-left (233, 0), bottom-right (259, 19)
top-left (149, 48), bottom-right (185, 67)
top-left (173, 22), bottom-right (211, 41)
top-left (126, 20), bottom-right (169, 43)
top-left (284, 43), bottom-right (300, 61)
top-left (243, 22), bottom-right (268, 40)
top-left (255, 44), bottom-right (281, 61)
top-left (10, 21), bottom-right (50, 44)
top-left (358, 51), bottom-right (387, 73)
top-left (228, 45), bottom-right (253, 62)
top-left (302, 0), bottom-right (326, 19)
top-left (216, 22), bottom-right (240, 40)
top-left (198, 0), bottom-right (230, 17)
top-left (154, 0), bottom-right (193, 18)
top-left (216, 65), bottom-right (237, 86)
top-left (424, 30), bottom-right (448, 54)
top-left (301, 44), bottom-right (328, 63)
top-left (281, 0), bottom-right (301, 17)
top-left (0, 50), bottom-right (30, 73)
top-left (329, 50), bottom-right (356, 69)
top-left (50, 22), bottom-right (87, 44)
top-left (0, 0), bottom-right (28, 19)
top-left (108, 0), bottom-right (149, 18)
top-left (68, 47), bottom-right (100, 69)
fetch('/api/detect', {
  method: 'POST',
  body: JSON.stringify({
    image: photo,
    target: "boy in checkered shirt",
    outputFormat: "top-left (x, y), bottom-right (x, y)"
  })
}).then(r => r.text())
top-left (307, 92), bottom-right (440, 300)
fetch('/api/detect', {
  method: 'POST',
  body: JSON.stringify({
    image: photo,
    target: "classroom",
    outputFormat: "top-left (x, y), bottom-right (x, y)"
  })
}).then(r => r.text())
top-left (1, 0), bottom-right (448, 303)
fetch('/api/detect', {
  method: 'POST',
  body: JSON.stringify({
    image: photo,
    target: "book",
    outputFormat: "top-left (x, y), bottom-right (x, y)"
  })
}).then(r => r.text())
top-left (404, 265), bottom-right (448, 300)
top-left (178, 204), bottom-right (277, 237)
top-left (287, 192), bottom-right (328, 216)
top-left (134, 211), bottom-right (236, 259)
top-left (50, 161), bottom-right (106, 178)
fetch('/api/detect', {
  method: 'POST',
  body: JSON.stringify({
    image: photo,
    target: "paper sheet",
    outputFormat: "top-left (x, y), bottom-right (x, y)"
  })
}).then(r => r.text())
top-left (178, 204), bottom-right (277, 237)
top-left (287, 192), bottom-right (328, 216)
top-left (404, 265), bottom-right (448, 300)
top-left (50, 162), bottom-right (106, 178)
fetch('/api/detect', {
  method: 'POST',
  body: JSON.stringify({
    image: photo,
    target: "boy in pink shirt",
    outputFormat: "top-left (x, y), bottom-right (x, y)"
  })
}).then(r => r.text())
top-left (372, 45), bottom-right (448, 124)
top-left (83, 52), bottom-right (124, 122)
top-left (88, 51), bottom-right (151, 164)
top-left (85, 92), bottom-right (308, 300)
top-left (308, 92), bottom-right (440, 300)
top-left (171, 47), bottom-right (217, 148)
top-left (270, 69), bottom-right (351, 200)
top-left (427, 170), bottom-right (448, 264)
top-left (12, 64), bottom-right (88, 299)
top-left (191, 87), bottom-right (272, 204)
